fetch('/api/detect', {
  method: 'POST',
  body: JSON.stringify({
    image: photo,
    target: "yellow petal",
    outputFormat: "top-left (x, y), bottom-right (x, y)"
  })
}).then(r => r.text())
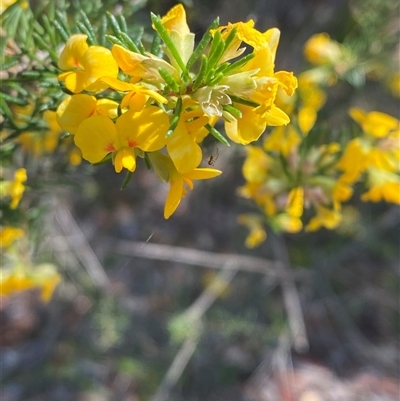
top-left (114, 148), bottom-right (137, 173)
top-left (95, 99), bottom-right (119, 119)
top-left (115, 106), bottom-right (169, 151)
top-left (225, 105), bottom-right (267, 144)
top-left (261, 105), bottom-right (290, 126)
top-left (59, 70), bottom-right (86, 93)
top-left (298, 106), bottom-right (317, 135)
top-left (56, 94), bottom-right (97, 134)
top-left (186, 168), bottom-right (222, 180)
top-left (83, 46), bottom-right (119, 91)
top-left (275, 71), bottom-right (298, 96)
top-left (164, 177), bottom-right (184, 219)
top-left (167, 121), bottom-right (202, 173)
top-left (161, 4), bottom-right (190, 35)
top-left (58, 34), bottom-right (88, 70)
top-left (75, 116), bottom-right (119, 163)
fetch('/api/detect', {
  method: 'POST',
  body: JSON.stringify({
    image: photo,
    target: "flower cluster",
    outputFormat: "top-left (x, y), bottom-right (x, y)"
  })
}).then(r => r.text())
top-left (237, 32), bottom-right (400, 247)
top-left (0, 167), bottom-right (61, 301)
top-left (55, 4), bottom-right (297, 218)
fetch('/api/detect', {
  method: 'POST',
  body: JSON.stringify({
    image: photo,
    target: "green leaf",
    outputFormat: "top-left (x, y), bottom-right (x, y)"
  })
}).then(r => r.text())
top-left (186, 17), bottom-right (219, 70)
top-left (166, 97), bottom-right (183, 138)
top-left (205, 124), bottom-right (230, 146)
top-left (98, 16), bottom-right (108, 46)
top-left (192, 54), bottom-right (208, 92)
top-left (230, 95), bottom-right (259, 108)
top-left (159, 67), bottom-right (180, 93)
top-left (106, 34), bottom-right (125, 47)
top-left (150, 12), bottom-right (190, 80)
top-left (79, 10), bottom-right (97, 44)
top-left (222, 53), bottom-right (255, 75)
top-left (53, 19), bottom-right (70, 42)
top-left (121, 171), bottom-right (133, 190)
top-left (117, 31), bottom-right (140, 53)
top-left (223, 104), bottom-right (242, 118)
top-left (106, 12), bottom-right (121, 36)
top-left (150, 33), bottom-right (162, 57)
top-left (116, 14), bottom-right (128, 34)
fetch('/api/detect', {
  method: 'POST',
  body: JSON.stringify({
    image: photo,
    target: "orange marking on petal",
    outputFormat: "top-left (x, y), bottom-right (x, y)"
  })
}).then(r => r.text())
top-left (105, 143), bottom-right (115, 152)
top-left (128, 140), bottom-right (138, 148)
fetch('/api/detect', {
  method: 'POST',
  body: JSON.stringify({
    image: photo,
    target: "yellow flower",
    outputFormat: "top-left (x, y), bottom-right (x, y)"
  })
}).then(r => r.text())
top-left (361, 168), bottom-right (400, 204)
top-left (237, 214), bottom-right (267, 248)
top-left (111, 44), bottom-right (179, 86)
top-left (273, 213), bottom-right (303, 233)
top-left (160, 4), bottom-right (195, 68)
top-left (0, 264), bottom-right (61, 302)
top-left (0, 226), bottom-right (24, 248)
top-left (304, 33), bottom-right (343, 66)
top-left (349, 108), bottom-right (400, 138)
top-left (56, 94), bottom-right (119, 135)
top-left (166, 120), bottom-right (203, 174)
top-left (264, 125), bottom-right (301, 156)
top-left (2, 168), bottom-right (27, 209)
top-left (242, 146), bottom-right (271, 184)
top-left (305, 204), bottom-right (342, 232)
top-left (74, 107), bottom-right (169, 173)
top-left (286, 187), bottom-right (304, 218)
top-left (337, 138), bottom-right (368, 184)
top-left (148, 152), bottom-right (221, 219)
top-left (58, 34), bottom-right (119, 93)
top-left (19, 110), bottom-right (63, 156)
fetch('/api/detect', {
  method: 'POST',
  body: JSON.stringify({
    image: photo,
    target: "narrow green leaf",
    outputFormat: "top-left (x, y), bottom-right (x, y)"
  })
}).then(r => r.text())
top-left (150, 33), bottom-right (162, 56)
top-left (121, 171), bottom-right (133, 190)
top-left (76, 22), bottom-right (95, 45)
top-left (166, 97), bottom-right (183, 138)
top-left (79, 10), bottom-right (97, 44)
top-left (0, 97), bottom-right (13, 121)
top-left (192, 54), bottom-right (208, 92)
top-left (32, 32), bottom-right (58, 59)
top-left (53, 19), bottom-right (70, 42)
top-left (222, 26), bottom-right (238, 51)
top-left (143, 153), bottom-right (151, 169)
top-left (98, 16), bottom-right (108, 46)
top-left (106, 34), bottom-right (125, 47)
top-left (117, 14), bottom-right (128, 34)
top-left (205, 124), bottom-right (230, 146)
top-left (186, 17), bottom-right (219, 70)
top-left (223, 52), bottom-right (255, 75)
top-left (207, 72), bottom-right (224, 86)
top-left (1, 59), bottom-right (20, 71)
top-left (223, 104), bottom-right (242, 118)
top-left (207, 30), bottom-right (222, 61)
top-left (117, 31), bottom-right (140, 53)
top-left (151, 13), bottom-right (189, 80)
top-left (229, 95), bottom-right (259, 108)
top-left (106, 12), bottom-right (121, 36)
top-left (159, 68), bottom-right (180, 93)
top-left (55, 10), bottom-right (72, 36)
top-left (42, 14), bottom-right (57, 47)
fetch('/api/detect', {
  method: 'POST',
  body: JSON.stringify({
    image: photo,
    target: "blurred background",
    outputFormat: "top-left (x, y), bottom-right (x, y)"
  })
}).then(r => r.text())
top-left (1, 0), bottom-right (399, 400)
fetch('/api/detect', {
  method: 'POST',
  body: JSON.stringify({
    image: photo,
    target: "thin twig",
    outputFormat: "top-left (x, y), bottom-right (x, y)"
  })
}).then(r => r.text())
top-left (54, 202), bottom-right (110, 290)
top-left (111, 238), bottom-right (308, 281)
top-left (270, 233), bottom-right (309, 353)
top-left (150, 262), bottom-right (238, 401)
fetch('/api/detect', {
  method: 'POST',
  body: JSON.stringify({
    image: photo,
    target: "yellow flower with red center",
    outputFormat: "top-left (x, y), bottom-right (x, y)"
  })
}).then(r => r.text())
top-left (58, 34), bottom-right (119, 93)
top-left (74, 106), bottom-right (169, 173)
